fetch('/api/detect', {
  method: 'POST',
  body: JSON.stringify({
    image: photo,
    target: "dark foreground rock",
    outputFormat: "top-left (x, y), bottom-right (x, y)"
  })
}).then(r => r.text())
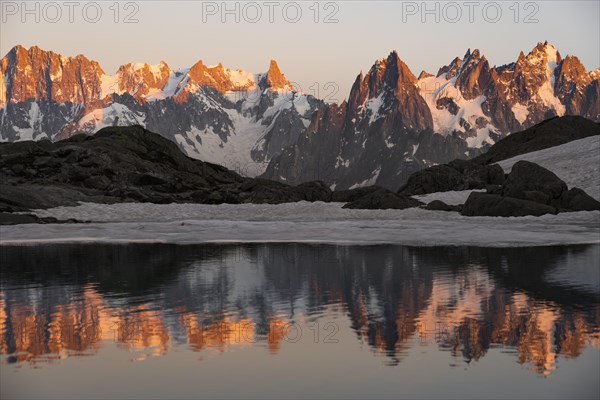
top-left (398, 165), bottom-right (465, 195)
top-left (560, 188), bottom-right (600, 212)
top-left (475, 116), bottom-right (600, 165)
top-left (398, 163), bottom-right (505, 196)
top-left (501, 161), bottom-right (567, 202)
top-left (343, 192), bottom-right (423, 210)
top-left (236, 179), bottom-right (332, 204)
top-left (425, 200), bottom-right (462, 212)
top-left (3, 123), bottom-right (596, 220)
top-left (460, 161), bottom-right (600, 217)
top-left (399, 116), bottom-right (599, 196)
top-left (0, 125), bottom-right (427, 220)
top-left (0, 212), bottom-right (83, 225)
top-left (461, 192), bottom-right (558, 217)
top-left (0, 125), bottom-right (336, 212)
top-left (331, 186), bottom-right (389, 203)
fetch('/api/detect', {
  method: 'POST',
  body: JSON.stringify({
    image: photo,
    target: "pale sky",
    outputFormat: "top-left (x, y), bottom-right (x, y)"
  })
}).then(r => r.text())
top-left (1, 0), bottom-right (599, 100)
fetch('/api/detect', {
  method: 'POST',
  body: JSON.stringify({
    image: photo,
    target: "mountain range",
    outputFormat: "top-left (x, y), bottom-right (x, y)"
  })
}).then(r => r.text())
top-left (1, 42), bottom-right (599, 189)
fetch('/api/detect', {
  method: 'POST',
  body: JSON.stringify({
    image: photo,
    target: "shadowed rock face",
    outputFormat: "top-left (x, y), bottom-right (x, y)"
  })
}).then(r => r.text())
top-left (461, 161), bottom-right (600, 217)
top-left (342, 191), bottom-right (423, 210)
top-left (399, 116), bottom-right (600, 196)
top-left (262, 51), bottom-right (471, 190)
top-left (474, 115), bottom-right (600, 165)
top-left (0, 125), bottom-right (336, 213)
top-left (425, 200), bottom-right (462, 212)
top-left (502, 161), bottom-right (567, 201)
top-left (264, 42), bottom-right (600, 190)
top-left (461, 192), bottom-right (558, 217)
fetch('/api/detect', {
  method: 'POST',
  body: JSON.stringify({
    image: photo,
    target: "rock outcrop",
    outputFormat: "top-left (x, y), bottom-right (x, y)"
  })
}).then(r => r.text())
top-left (461, 161), bottom-right (600, 217)
top-left (399, 116), bottom-right (600, 196)
top-left (501, 161), bottom-right (567, 203)
top-left (475, 115), bottom-right (600, 164)
top-left (425, 200), bottom-right (462, 212)
top-left (461, 192), bottom-right (558, 217)
top-left (0, 126), bottom-right (333, 212)
top-left (342, 191), bottom-right (423, 210)
top-left (398, 163), bottom-right (504, 196)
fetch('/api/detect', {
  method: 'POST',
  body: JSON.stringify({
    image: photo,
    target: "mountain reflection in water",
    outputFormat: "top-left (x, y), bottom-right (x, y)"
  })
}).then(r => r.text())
top-left (1, 243), bottom-right (598, 377)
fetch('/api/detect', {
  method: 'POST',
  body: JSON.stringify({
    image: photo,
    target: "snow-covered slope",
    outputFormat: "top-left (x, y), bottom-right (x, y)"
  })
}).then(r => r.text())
top-left (411, 135), bottom-right (600, 206)
top-left (497, 135), bottom-right (600, 200)
top-left (417, 73), bottom-right (494, 148)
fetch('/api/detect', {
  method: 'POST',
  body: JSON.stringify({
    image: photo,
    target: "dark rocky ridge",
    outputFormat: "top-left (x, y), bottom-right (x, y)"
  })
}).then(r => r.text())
top-left (342, 191), bottom-right (423, 210)
top-left (399, 116), bottom-right (600, 196)
top-left (0, 125), bottom-right (337, 213)
top-left (2, 119), bottom-right (598, 220)
top-left (473, 115), bottom-right (600, 164)
top-left (419, 160), bottom-right (600, 217)
top-left (460, 160), bottom-right (600, 217)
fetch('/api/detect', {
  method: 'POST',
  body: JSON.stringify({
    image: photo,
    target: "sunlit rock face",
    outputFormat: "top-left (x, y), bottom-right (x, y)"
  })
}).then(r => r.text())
top-left (1, 42), bottom-right (598, 188)
top-left (264, 42), bottom-right (600, 190)
top-left (0, 45), bottom-right (318, 177)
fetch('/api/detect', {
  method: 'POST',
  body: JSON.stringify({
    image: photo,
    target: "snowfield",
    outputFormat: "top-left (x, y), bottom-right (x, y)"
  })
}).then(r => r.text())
top-left (1, 202), bottom-right (599, 247)
top-left (1, 134), bottom-right (598, 247)
top-left (412, 135), bottom-right (600, 206)
top-left (497, 135), bottom-right (600, 201)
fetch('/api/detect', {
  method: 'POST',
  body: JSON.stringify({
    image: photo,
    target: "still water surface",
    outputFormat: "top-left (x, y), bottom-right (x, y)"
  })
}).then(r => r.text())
top-left (1, 243), bottom-right (599, 399)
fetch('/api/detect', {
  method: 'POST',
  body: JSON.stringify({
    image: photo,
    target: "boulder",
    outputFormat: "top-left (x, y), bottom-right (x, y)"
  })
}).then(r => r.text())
top-left (343, 192), bottom-right (423, 210)
top-left (399, 161), bottom-right (506, 195)
top-left (240, 179), bottom-right (332, 204)
top-left (294, 181), bottom-right (332, 202)
top-left (520, 190), bottom-right (551, 204)
top-left (425, 200), bottom-right (462, 212)
top-left (461, 192), bottom-right (557, 217)
top-left (502, 160), bottom-right (567, 201)
top-left (332, 186), bottom-right (390, 202)
top-left (558, 188), bottom-right (600, 211)
top-left (240, 179), bottom-right (302, 204)
top-left (464, 163), bottom-right (505, 188)
top-left (0, 212), bottom-right (82, 225)
top-left (486, 184), bottom-right (503, 195)
top-left (398, 165), bottom-right (465, 195)
top-left (464, 162), bottom-right (600, 216)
